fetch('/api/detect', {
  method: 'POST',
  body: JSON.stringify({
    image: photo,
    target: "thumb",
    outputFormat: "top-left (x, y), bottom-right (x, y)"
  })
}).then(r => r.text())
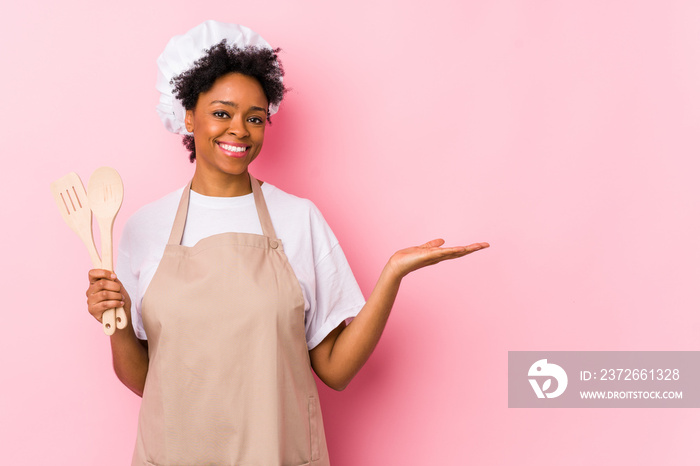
top-left (420, 238), bottom-right (446, 248)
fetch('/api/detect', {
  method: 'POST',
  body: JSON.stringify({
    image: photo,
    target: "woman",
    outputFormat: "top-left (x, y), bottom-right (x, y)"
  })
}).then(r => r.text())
top-left (85, 21), bottom-right (488, 465)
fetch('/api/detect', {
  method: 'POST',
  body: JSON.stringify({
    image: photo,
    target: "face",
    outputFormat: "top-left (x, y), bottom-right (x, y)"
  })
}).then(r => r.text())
top-left (185, 72), bottom-right (268, 184)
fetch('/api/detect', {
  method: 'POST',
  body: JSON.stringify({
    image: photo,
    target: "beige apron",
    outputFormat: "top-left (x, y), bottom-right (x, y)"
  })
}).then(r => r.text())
top-left (131, 176), bottom-right (330, 466)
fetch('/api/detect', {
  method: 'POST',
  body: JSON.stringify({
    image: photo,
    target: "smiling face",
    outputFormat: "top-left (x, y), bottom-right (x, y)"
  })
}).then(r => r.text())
top-left (185, 72), bottom-right (269, 196)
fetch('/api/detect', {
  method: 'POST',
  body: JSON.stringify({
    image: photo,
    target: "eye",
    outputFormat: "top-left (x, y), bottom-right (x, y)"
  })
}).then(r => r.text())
top-left (248, 116), bottom-right (264, 124)
top-left (213, 111), bottom-right (230, 118)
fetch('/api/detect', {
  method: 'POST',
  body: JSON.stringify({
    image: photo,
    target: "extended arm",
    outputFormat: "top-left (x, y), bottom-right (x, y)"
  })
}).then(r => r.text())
top-left (308, 239), bottom-right (489, 390)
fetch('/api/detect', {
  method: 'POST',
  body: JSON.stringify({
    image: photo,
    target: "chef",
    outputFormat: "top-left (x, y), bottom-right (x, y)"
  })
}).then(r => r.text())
top-left (85, 20), bottom-right (489, 465)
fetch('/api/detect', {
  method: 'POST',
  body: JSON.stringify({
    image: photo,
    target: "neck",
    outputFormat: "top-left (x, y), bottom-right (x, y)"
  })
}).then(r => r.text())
top-left (190, 169), bottom-right (261, 197)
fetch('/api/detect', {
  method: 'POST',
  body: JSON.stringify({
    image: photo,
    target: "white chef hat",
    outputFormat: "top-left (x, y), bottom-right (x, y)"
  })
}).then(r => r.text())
top-left (156, 20), bottom-right (281, 135)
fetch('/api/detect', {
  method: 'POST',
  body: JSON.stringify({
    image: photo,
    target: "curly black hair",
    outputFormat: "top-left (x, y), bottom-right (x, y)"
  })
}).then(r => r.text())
top-left (171, 39), bottom-right (286, 163)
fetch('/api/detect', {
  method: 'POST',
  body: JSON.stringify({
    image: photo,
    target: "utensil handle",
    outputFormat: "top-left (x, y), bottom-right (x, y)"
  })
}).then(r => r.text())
top-left (102, 309), bottom-right (116, 335)
top-left (95, 216), bottom-right (120, 333)
top-left (116, 306), bottom-right (128, 329)
top-left (99, 216), bottom-right (114, 271)
top-left (79, 228), bottom-right (102, 268)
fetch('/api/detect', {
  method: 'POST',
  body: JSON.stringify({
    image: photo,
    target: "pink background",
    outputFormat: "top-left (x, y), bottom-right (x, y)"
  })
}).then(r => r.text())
top-left (3, 1), bottom-right (699, 464)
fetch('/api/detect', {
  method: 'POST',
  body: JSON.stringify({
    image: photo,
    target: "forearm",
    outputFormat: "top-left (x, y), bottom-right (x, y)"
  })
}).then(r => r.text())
top-left (110, 320), bottom-right (149, 397)
top-left (318, 263), bottom-right (402, 390)
top-left (310, 239), bottom-right (489, 390)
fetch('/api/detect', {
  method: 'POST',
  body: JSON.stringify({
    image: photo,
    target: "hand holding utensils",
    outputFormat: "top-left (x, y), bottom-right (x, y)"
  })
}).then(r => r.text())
top-left (51, 167), bottom-right (127, 335)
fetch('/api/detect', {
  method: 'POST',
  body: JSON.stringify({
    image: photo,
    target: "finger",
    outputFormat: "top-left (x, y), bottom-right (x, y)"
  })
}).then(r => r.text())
top-left (88, 300), bottom-right (126, 320)
top-left (88, 269), bottom-right (117, 284)
top-left (89, 299), bottom-right (126, 311)
top-left (424, 242), bottom-right (489, 261)
top-left (437, 242), bottom-right (490, 254)
top-left (448, 245), bottom-right (487, 258)
top-left (462, 242), bottom-right (490, 253)
top-left (431, 248), bottom-right (472, 261)
top-left (91, 278), bottom-right (122, 291)
top-left (87, 289), bottom-right (125, 305)
top-left (409, 248), bottom-right (465, 266)
top-left (87, 280), bottom-right (122, 298)
top-left (88, 292), bottom-right (125, 308)
top-left (420, 238), bottom-right (445, 249)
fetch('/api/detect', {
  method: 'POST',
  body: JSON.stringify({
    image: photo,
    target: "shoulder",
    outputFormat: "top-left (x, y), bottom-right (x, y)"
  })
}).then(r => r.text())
top-left (263, 183), bottom-right (332, 233)
top-left (121, 185), bottom-right (184, 249)
top-left (262, 182), bottom-right (316, 216)
top-left (262, 182), bottom-right (339, 261)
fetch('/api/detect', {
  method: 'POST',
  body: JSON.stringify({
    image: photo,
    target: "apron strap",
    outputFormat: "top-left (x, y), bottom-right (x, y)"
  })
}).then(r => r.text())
top-left (167, 174), bottom-right (277, 246)
top-left (167, 179), bottom-right (193, 246)
top-left (250, 175), bottom-right (278, 239)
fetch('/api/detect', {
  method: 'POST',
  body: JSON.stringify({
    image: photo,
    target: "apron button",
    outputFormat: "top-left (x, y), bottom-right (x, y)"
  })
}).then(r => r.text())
top-left (269, 239), bottom-right (279, 249)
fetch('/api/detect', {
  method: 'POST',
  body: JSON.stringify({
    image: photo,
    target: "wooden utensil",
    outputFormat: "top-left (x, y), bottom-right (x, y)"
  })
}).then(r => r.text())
top-left (50, 172), bottom-right (102, 268)
top-left (87, 167), bottom-right (127, 333)
top-left (50, 172), bottom-right (117, 335)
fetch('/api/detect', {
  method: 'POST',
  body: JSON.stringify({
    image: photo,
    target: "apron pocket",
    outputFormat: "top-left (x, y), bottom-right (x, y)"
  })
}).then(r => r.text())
top-left (308, 395), bottom-right (321, 461)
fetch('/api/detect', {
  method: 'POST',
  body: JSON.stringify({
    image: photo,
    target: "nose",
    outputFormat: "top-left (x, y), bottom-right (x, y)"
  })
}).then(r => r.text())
top-left (227, 115), bottom-right (249, 138)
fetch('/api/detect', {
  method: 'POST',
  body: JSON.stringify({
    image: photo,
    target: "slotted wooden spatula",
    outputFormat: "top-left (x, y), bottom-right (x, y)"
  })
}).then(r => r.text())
top-left (50, 172), bottom-right (117, 335)
top-left (87, 167), bottom-right (127, 333)
top-left (50, 173), bottom-right (102, 267)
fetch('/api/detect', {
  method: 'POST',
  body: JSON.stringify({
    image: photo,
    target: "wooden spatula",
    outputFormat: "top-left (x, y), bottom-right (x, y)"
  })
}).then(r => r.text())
top-left (87, 167), bottom-right (127, 333)
top-left (50, 172), bottom-right (102, 267)
top-left (50, 172), bottom-right (117, 335)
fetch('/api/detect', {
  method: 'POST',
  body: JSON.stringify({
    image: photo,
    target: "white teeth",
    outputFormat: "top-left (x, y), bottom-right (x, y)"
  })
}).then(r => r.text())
top-left (220, 143), bottom-right (247, 152)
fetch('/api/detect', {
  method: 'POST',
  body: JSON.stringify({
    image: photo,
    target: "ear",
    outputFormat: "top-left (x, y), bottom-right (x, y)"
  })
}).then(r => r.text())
top-left (185, 109), bottom-right (195, 133)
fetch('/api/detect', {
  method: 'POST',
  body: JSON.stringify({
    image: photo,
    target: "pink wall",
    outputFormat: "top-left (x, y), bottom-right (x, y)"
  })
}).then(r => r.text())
top-left (3, 1), bottom-right (699, 464)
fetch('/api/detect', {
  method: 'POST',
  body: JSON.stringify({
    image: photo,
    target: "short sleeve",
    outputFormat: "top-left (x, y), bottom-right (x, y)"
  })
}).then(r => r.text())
top-left (305, 243), bottom-right (365, 350)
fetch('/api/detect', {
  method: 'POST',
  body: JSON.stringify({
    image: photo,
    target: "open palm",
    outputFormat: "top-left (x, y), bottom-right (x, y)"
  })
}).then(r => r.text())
top-left (388, 239), bottom-right (490, 279)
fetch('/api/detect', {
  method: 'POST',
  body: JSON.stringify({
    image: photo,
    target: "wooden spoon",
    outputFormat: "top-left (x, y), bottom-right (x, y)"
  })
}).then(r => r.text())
top-left (87, 167), bottom-right (127, 333)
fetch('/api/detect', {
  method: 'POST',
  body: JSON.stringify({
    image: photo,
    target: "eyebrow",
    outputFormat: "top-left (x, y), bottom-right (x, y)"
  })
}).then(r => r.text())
top-left (210, 100), bottom-right (268, 113)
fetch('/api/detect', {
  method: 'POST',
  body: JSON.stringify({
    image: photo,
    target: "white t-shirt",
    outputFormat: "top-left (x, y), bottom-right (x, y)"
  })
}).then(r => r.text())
top-left (115, 181), bottom-right (365, 350)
